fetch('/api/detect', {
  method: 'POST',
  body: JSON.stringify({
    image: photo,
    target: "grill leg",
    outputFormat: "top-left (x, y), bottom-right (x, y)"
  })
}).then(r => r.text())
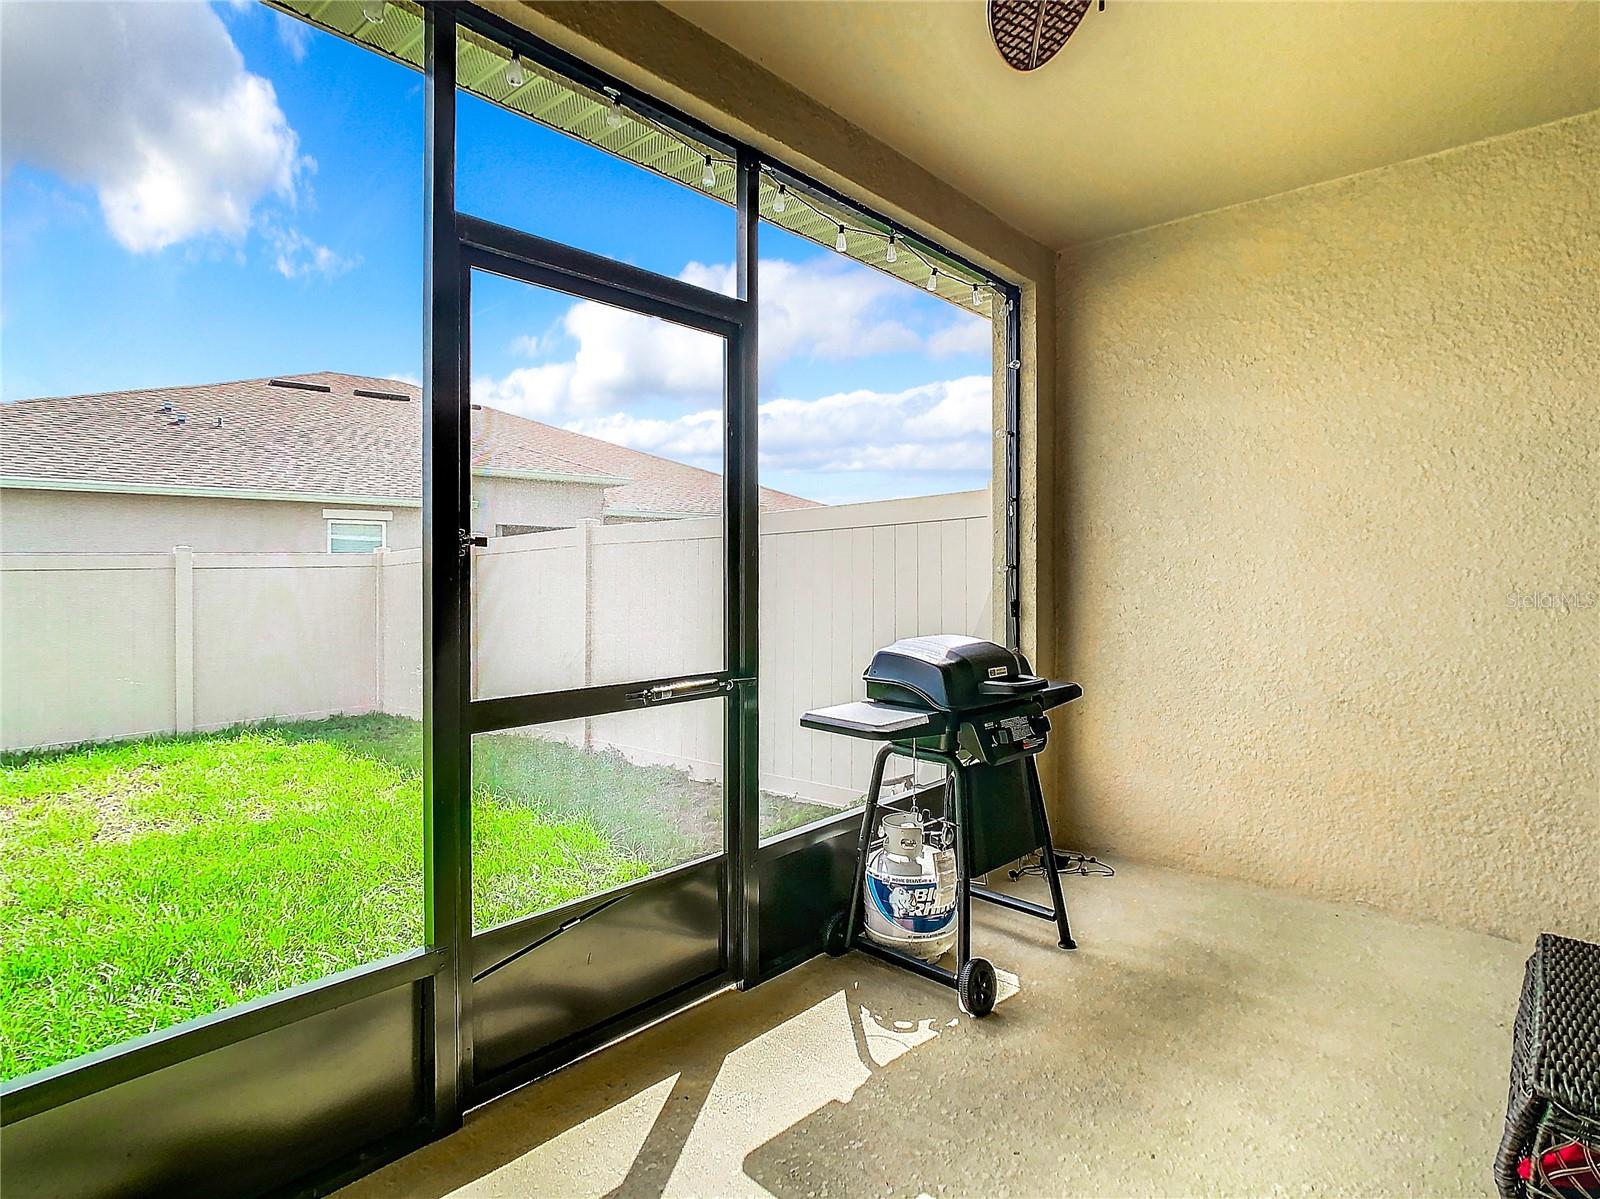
top-left (951, 764), bottom-right (973, 972)
top-left (1027, 756), bottom-right (1076, 950)
top-left (843, 744), bottom-right (895, 952)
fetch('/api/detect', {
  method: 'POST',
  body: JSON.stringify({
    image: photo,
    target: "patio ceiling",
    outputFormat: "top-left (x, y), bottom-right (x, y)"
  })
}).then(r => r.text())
top-left (661, 0), bottom-right (1600, 247)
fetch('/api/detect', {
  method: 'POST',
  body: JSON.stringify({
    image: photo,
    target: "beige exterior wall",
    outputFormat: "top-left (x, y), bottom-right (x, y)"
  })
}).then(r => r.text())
top-left (0, 488), bottom-right (421, 554)
top-left (472, 474), bottom-right (608, 535)
top-left (1054, 112), bottom-right (1598, 942)
top-left (1, 475), bottom-right (616, 552)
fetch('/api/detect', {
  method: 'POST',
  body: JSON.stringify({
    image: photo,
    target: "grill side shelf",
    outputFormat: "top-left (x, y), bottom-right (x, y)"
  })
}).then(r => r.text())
top-left (800, 701), bottom-right (949, 741)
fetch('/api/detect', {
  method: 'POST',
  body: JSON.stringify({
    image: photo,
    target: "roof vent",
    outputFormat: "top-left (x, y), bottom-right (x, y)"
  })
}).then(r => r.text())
top-left (170, 414), bottom-right (188, 426)
top-left (353, 388), bottom-right (411, 402)
top-left (156, 402), bottom-right (174, 414)
top-left (268, 378), bottom-right (333, 393)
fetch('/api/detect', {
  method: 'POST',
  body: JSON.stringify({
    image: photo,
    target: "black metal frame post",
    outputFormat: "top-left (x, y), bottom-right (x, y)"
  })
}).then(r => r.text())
top-left (1002, 283), bottom-right (1024, 654)
top-left (728, 145), bottom-right (762, 986)
top-left (422, 1), bottom-right (470, 1134)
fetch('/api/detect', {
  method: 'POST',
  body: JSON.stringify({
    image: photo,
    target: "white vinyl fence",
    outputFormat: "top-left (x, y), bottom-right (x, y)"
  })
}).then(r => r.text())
top-left (0, 492), bottom-right (992, 805)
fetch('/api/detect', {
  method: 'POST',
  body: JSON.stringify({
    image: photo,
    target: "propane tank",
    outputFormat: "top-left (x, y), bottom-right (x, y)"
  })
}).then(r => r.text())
top-left (863, 810), bottom-right (957, 961)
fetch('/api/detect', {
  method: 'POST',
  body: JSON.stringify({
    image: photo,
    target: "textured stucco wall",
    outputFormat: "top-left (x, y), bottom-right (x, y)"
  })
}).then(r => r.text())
top-left (1054, 112), bottom-right (1598, 942)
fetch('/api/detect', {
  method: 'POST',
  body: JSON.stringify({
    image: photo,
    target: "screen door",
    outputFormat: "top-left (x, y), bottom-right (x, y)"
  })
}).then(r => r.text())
top-left (455, 228), bottom-right (752, 1091)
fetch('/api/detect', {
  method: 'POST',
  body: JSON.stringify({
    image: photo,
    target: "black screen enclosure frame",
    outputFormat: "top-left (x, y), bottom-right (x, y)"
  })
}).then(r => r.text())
top-left (0, 5), bottom-right (1026, 1196)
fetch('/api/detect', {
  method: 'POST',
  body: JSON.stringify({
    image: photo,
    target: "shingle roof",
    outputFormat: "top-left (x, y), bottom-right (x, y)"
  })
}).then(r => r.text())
top-left (0, 372), bottom-right (816, 516)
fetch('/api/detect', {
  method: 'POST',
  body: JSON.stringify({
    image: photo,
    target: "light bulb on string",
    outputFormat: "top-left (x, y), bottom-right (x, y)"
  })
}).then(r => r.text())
top-left (702, 156), bottom-right (717, 188)
top-left (361, 0), bottom-right (385, 23)
top-left (836, 225), bottom-right (848, 253)
top-left (504, 55), bottom-right (525, 89)
top-left (927, 267), bottom-right (939, 293)
top-left (885, 235), bottom-right (897, 264)
top-left (773, 185), bottom-right (787, 214)
top-left (605, 96), bottom-right (626, 129)
top-left (972, 284), bottom-right (983, 307)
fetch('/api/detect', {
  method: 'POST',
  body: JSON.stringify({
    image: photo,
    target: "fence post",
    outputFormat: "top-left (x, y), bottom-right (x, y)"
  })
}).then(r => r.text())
top-left (578, 519), bottom-right (597, 751)
top-left (173, 546), bottom-right (195, 734)
top-left (373, 546), bottom-right (387, 715)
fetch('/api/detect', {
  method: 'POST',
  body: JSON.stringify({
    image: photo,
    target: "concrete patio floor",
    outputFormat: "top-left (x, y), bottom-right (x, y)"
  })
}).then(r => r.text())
top-left (336, 861), bottom-right (1528, 1198)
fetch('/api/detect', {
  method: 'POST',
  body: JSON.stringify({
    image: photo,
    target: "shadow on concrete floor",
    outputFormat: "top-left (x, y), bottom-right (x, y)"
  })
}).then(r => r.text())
top-left (337, 865), bottom-right (1526, 1199)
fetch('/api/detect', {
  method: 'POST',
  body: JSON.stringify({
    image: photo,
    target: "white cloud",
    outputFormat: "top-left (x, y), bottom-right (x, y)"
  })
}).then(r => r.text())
top-left (477, 256), bottom-right (988, 424)
top-left (1, 2), bottom-right (307, 253)
top-left (682, 258), bottom-right (922, 362)
top-left (473, 362), bottom-right (579, 421)
top-left (564, 376), bottom-right (993, 476)
top-left (568, 408), bottom-right (724, 468)
top-left (274, 12), bottom-right (312, 62)
top-left (265, 223), bottom-right (360, 280)
top-left (928, 315), bottom-right (992, 358)
top-left (510, 327), bottom-right (563, 358)
top-left (475, 306), bottom-right (720, 420)
top-left (473, 257), bottom-right (994, 494)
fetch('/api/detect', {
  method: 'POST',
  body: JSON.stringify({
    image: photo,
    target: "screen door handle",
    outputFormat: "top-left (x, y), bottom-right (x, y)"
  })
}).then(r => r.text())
top-left (626, 677), bottom-right (730, 705)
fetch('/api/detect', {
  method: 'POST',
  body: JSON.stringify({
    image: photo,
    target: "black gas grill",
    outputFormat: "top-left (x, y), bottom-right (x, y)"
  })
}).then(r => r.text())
top-left (802, 635), bottom-right (1083, 1016)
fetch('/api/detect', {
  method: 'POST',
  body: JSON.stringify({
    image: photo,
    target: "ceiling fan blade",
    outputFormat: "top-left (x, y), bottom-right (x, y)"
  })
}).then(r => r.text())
top-left (989, 0), bottom-right (1093, 73)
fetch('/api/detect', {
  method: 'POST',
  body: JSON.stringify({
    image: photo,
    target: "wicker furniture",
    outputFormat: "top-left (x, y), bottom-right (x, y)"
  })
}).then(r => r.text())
top-left (1496, 933), bottom-right (1600, 1199)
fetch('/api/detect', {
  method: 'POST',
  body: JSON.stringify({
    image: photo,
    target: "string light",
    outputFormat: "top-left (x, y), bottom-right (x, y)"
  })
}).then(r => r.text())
top-left (361, 0), bottom-right (386, 22)
top-left (461, 64), bottom-right (997, 312)
top-left (755, 168), bottom-right (994, 307)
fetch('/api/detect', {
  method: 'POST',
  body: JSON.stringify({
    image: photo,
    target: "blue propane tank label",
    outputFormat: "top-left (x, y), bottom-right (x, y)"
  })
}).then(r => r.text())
top-left (866, 874), bottom-right (955, 935)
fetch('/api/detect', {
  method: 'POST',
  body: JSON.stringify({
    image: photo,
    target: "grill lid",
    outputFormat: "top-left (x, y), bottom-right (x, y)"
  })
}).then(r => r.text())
top-left (863, 635), bottom-right (1047, 712)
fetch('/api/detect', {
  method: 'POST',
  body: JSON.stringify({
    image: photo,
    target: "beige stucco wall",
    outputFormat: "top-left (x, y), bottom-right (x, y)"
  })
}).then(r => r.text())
top-left (0, 488), bottom-right (421, 554)
top-left (1054, 112), bottom-right (1599, 942)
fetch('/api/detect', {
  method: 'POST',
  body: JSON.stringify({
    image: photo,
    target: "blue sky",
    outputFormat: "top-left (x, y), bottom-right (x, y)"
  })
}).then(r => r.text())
top-left (0, 2), bottom-right (991, 504)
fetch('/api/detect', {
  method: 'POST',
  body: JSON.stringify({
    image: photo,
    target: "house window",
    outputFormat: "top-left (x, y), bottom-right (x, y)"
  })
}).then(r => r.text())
top-left (327, 520), bottom-right (387, 554)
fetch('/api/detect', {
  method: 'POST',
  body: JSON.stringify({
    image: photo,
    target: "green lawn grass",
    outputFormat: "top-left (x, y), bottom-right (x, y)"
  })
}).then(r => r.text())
top-left (0, 715), bottom-right (827, 1079)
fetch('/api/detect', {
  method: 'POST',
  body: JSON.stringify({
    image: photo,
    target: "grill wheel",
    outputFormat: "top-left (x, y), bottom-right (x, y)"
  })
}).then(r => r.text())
top-left (958, 957), bottom-right (998, 1017)
top-left (823, 911), bottom-right (851, 957)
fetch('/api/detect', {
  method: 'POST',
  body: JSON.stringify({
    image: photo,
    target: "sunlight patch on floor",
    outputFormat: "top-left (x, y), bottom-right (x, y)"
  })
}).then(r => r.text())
top-left (448, 1073), bottom-right (680, 1198)
top-left (657, 983), bottom-right (955, 1197)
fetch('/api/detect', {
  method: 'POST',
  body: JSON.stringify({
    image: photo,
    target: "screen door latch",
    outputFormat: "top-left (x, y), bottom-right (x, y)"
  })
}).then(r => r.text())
top-left (457, 530), bottom-right (487, 558)
top-left (626, 677), bottom-right (732, 705)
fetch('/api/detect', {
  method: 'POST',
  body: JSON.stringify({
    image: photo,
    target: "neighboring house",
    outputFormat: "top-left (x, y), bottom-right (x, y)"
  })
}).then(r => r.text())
top-left (0, 372), bottom-right (814, 553)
